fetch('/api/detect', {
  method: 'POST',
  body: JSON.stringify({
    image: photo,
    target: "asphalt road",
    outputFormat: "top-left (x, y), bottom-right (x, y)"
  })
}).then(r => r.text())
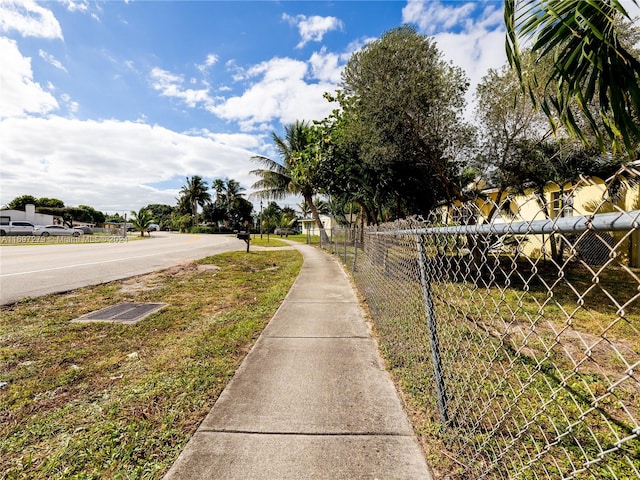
top-left (0, 232), bottom-right (245, 305)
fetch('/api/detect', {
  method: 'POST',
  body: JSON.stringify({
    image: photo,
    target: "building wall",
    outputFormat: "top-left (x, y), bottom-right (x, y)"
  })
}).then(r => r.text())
top-left (0, 205), bottom-right (56, 226)
top-left (477, 179), bottom-right (639, 265)
top-left (301, 215), bottom-right (334, 236)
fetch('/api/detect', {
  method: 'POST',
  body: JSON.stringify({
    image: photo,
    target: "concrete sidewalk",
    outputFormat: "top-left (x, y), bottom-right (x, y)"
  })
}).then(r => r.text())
top-left (163, 243), bottom-right (432, 479)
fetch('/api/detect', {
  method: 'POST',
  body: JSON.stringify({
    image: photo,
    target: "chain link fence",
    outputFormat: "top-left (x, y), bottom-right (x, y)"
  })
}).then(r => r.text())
top-left (322, 164), bottom-right (640, 479)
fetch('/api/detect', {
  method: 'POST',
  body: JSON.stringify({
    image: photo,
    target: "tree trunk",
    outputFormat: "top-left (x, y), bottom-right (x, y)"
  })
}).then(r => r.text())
top-left (535, 192), bottom-right (558, 263)
top-left (356, 200), bottom-right (373, 226)
top-left (486, 186), bottom-right (507, 223)
top-left (305, 194), bottom-right (330, 243)
top-left (552, 187), bottom-right (566, 264)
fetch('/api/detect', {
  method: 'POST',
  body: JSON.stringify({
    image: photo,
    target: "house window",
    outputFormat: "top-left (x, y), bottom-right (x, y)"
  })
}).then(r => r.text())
top-left (551, 191), bottom-right (573, 218)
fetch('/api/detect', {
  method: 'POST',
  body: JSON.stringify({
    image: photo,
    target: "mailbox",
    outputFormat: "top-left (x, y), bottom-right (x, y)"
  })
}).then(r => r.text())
top-left (237, 231), bottom-right (250, 252)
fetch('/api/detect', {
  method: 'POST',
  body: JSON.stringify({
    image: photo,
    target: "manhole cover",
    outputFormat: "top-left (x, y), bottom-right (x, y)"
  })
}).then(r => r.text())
top-left (72, 303), bottom-right (167, 324)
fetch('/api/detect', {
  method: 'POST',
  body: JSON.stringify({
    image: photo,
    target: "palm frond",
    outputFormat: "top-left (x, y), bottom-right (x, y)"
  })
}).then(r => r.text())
top-left (506, 0), bottom-right (640, 155)
top-left (250, 155), bottom-right (288, 175)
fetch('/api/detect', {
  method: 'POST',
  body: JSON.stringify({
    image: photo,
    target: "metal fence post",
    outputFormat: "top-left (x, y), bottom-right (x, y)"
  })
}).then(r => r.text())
top-left (416, 233), bottom-right (449, 424)
top-left (344, 228), bottom-right (348, 264)
top-left (353, 227), bottom-right (358, 272)
top-left (330, 226), bottom-right (333, 252)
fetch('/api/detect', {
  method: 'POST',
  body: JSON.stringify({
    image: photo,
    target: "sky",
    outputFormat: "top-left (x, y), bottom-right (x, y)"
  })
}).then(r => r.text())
top-left (0, 0), bottom-right (632, 216)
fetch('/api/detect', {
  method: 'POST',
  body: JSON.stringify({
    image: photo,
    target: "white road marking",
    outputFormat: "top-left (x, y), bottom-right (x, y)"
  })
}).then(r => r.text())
top-left (0, 245), bottom-right (227, 277)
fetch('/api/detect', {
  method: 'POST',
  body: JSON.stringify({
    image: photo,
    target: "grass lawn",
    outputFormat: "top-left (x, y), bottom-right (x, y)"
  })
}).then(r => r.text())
top-left (0, 249), bottom-right (302, 479)
top-left (247, 236), bottom-right (289, 247)
top-left (279, 233), bottom-right (319, 244)
top-left (354, 255), bottom-right (640, 479)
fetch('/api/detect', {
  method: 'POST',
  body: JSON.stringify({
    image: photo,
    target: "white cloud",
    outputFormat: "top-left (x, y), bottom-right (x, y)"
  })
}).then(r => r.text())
top-left (0, 37), bottom-right (59, 118)
top-left (247, 56), bottom-right (308, 81)
top-left (0, 0), bottom-right (63, 39)
top-left (150, 67), bottom-right (212, 108)
top-left (196, 53), bottom-right (219, 72)
top-left (149, 54), bottom-right (340, 129)
top-left (343, 36), bottom-right (376, 58)
top-left (62, 0), bottom-right (88, 13)
top-left (38, 49), bottom-right (67, 72)
top-left (60, 93), bottom-right (78, 113)
top-left (282, 13), bottom-right (344, 48)
top-left (0, 116), bottom-right (259, 212)
top-left (403, 0), bottom-right (477, 35)
top-left (196, 130), bottom-right (267, 151)
top-left (61, 0), bottom-right (101, 22)
top-left (211, 57), bottom-right (336, 130)
top-left (309, 47), bottom-right (342, 83)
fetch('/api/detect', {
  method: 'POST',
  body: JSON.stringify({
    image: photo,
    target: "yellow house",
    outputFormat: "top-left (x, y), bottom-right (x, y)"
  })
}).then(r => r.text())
top-left (472, 176), bottom-right (640, 266)
top-left (300, 215), bottom-right (335, 236)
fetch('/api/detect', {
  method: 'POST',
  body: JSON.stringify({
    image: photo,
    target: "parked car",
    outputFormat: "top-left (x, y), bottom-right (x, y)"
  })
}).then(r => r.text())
top-left (148, 223), bottom-right (159, 232)
top-left (33, 225), bottom-right (84, 237)
top-left (274, 227), bottom-right (295, 236)
top-left (74, 225), bottom-right (94, 234)
top-left (0, 221), bottom-right (35, 236)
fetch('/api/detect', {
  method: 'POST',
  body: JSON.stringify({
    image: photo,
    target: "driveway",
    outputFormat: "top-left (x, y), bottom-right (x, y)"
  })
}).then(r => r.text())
top-left (0, 232), bottom-right (244, 305)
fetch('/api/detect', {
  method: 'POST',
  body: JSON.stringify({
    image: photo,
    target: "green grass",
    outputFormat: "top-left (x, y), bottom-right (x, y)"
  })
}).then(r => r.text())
top-left (352, 254), bottom-right (640, 479)
top-left (248, 236), bottom-right (289, 247)
top-left (0, 250), bottom-right (303, 479)
top-left (283, 233), bottom-right (319, 244)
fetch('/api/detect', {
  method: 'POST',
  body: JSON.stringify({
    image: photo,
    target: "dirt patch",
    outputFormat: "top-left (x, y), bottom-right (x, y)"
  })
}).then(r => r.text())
top-left (119, 262), bottom-right (221, 294)
top-left (505, 322), bottom-right (639, 394)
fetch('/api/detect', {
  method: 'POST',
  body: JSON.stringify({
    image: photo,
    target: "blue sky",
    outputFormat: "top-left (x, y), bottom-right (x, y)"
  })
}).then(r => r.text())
top-left (0, 0), bottom-right (537, 214)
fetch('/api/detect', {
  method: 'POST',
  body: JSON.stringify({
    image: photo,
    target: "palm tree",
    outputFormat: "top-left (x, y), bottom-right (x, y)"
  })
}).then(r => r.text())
top-left (224, 178), bottom-right (245, 216)
top-left (179, 176), bottom-right (211, 226)
top-left (130, 208), bottom-right (154, 237)
top-left (210, 177), bottom-right (246, 227)
top-left (212, 178), bottom-right (225, 204)
top-left (505, 0), bottom-right (640, 156)
top-left (298, 201), bottom-right (311, 218)
top-left (251, 121), bottom-right (329, 242)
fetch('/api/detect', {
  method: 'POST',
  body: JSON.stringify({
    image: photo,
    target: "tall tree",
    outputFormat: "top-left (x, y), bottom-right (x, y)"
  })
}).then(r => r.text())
top-left (143, 204), bottom-right (174, 230)
top-left (229, 196), bottom-right (254, 230)
top-left (207, 178), bottom-right (249, 229)
top-left (37, 197), bottom-right (65, 208)
top-left (77, 205), bottom-right (106, 224)
top-left (260, 201), bottom-right (282, 235)
top-left (505, 0), bottom-right (640, 155)
top-left (178, 176), bottom-right (211, 226)
top-left (339, 25), bottom-right (472, 215)
top-left (474, 55), bottom-right (553, 219)
top-left (223, 178), bottom-right (245, 222)
top-left (5, 195), bottom-right (38, 210)
top-left (251, 120), bottom-right (329, 242)
top-left (318, 92), bottom-right (415, 225)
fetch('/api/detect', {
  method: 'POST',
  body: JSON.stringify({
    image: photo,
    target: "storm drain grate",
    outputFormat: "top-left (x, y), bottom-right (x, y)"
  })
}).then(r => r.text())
top-left (72, 303), bottom-right (167, 324)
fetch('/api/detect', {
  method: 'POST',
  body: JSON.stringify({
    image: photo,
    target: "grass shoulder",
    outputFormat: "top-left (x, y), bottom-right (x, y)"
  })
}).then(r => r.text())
top-left (0, 249), bottom-right (303, 478)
